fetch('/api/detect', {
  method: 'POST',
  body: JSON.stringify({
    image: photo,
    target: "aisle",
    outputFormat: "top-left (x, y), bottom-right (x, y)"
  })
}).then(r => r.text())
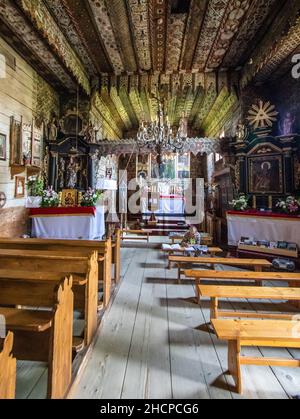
top-left (69, 245), bottom-right (300, 400)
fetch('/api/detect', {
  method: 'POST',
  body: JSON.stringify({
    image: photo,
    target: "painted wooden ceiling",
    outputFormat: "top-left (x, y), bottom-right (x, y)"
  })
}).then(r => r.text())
top-left (0, 0), bottom-right (299, 138)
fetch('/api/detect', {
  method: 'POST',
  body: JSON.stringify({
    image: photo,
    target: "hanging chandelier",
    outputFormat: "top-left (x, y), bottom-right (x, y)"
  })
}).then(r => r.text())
top-left (137, 99), bottom-right (187, 152)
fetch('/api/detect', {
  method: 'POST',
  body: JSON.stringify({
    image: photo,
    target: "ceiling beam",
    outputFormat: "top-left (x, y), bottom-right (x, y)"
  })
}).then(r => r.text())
top-left (127, 0), bottom-right (152, 72)
top-left (105, 0), bottom-right (137, 73)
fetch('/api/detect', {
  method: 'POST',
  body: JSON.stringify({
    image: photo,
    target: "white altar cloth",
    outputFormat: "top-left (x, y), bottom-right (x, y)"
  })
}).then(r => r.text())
top-left (144, 195), bottom-right (185, 214)
top-left (227, 212), bottom-right (300, 248)
top-left (32, 206), bottom-right (105, 240)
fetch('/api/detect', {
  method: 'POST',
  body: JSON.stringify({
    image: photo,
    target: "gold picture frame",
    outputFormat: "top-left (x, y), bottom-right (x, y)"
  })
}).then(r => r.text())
top-left (15, 176), bottom-right (25, 198)
top-left (249, 155), bottom-right (283, 194)
top-left (61, 189), bottom-right (78, 207)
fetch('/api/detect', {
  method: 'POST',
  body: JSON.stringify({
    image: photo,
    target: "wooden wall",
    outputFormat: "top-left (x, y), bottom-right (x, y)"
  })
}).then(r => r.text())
top-left (0, 37), bottom-right (58, 237)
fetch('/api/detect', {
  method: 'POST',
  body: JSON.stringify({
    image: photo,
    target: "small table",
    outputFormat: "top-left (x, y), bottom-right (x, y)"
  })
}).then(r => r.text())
top-left (30, 206), bottom-right (105, 240)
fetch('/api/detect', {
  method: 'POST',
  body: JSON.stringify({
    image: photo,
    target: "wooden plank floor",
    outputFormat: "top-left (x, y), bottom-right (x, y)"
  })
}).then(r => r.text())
top-left (68, 244), bottom-right (300, 400)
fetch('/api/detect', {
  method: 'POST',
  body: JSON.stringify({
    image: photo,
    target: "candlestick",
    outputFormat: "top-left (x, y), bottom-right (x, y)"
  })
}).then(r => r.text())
top-left (268, 195), bottom-right (272, 210)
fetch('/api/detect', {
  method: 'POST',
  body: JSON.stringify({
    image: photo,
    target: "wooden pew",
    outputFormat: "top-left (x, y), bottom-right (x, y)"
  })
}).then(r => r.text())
top-left (0, 332), bottom-right (16, 399)
top-left (0, 277), bottom-right (74, 399)
top-left (169, 256), bottom-right (272, 282)
top-left (0, 238), bottom-right (112, 308)
top-left (185, 270), bottom-right (300, 305)
top-left (121, 229), bottom-right (152, 243)
top-left (112, 229), bottom-right (121, 283)
top-left (198, 284), bottom-right (300, 320)
top-left (0, 250), bottom-right (98, 347)
top-left (163, 247), bottom-right (223, 269)
top-left (170, 234), bottom-right (213, 246)
top-left (212, 319), bottom-right (300, 394)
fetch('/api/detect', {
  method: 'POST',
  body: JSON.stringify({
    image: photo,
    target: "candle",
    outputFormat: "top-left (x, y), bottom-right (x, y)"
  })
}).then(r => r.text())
top-left (268, 195), bottom-right (272, 210)
top-left (253, 195), bottom-right (257, 209)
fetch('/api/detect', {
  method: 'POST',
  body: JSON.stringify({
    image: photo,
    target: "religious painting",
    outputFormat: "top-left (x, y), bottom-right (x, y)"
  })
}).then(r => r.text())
top-left (32, 136), bottom-right (41, 167)
top-left (249, 155), bottom-right (283, 194)
top-left (22, 122), bottom-right (33, 165)
top-left (10, 116), bottom-right (23, 165)
top-left (15, 176), bottom-right (25, 198)
top-left (62, 189), bottom-right (78, 207)
top-left (32, 123), bottom-right (43, 167)
top-left (0, 133), bottom-right (7, 161)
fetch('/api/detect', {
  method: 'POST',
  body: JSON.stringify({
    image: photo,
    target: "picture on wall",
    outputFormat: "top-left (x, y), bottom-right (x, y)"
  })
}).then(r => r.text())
top-left (0, 133), bottom-right (6, 161)
top-left (249, 155), bottom-right (283, 194)
top-left (10, 116), bottom-right (23, 165)
top-left (15, 176), bottom-right (25, 198)
top-left (32, 136), bottom-right (41, 167)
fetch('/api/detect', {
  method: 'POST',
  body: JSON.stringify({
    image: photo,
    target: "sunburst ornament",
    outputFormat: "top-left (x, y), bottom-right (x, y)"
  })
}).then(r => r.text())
top-left (247, 100), bottom-right (278, 130)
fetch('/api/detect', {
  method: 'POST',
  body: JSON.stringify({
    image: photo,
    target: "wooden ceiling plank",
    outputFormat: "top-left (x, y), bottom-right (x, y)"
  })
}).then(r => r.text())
top-left (166, 10), bottom-right (187, 72)
top-left (149, 0), bottom-right (168, 73)
top-left (0, 0), bottom-right (76, 92)
top-left (192, 0), bottom-right (230, 71)
top-left (17, 0), bottom-right (91, 94)
top-left (63, 0), bottom-right (113, 74)
top-left (205, 0), bottom-right (252, 71)
top-left (127, 0), bottom-right (152, 72)
top-left (241, 0), bottom-right (300, 87)
top-left (44, 0), bottom-right (97, 78)
top-left (87, 0), bottom-right (125, 75)
top-left (180, 0), bottom-right (208, 71)
top-left (222, 0), bottom-right (280, 69)
top-left (105, 0), bottom-right (137, 73)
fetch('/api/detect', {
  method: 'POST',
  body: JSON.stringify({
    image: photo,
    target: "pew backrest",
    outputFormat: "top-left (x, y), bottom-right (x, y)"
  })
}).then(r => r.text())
top-left (0, 332), bottom-right (16, 399)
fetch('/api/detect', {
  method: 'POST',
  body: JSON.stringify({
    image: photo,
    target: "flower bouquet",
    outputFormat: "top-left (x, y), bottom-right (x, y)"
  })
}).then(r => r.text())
top-left (230, 194), bottom-right (249, 211)
top-left (81, 188), bottom-right (103, 207)
top-left (276, 196), bottom-right (300, 215)
top-left (41, 187), bottom-right (59, 208)
top-left (27, 176), bottom-right (44, 197)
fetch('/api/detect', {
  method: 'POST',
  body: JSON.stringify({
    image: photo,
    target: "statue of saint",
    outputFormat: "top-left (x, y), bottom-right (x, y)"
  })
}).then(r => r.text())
top-left (58, 158), bottom-right (65, 189)
top-left (66, 158), bottom-right (79, 189)
top-left (47, 117), bottom-right (58, 142)
top-left (84, 121), bottom-right (95, 143)
top-left (178, 115), bottom-right (188, 138)
top-left (236, 121), bottom-right (246, 142)
top-left (279, 112), bottom-right (296, 136)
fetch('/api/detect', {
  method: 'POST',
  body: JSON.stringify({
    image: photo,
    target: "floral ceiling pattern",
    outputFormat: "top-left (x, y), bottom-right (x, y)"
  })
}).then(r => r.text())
top-left (0, 0), bottom-right (299, 140)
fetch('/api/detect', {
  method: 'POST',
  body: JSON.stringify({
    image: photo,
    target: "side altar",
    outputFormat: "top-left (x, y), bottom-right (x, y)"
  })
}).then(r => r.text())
top-left (30, 206), bottom-right (105, 240)
top-left (227, 210), bottom-right (300, 248)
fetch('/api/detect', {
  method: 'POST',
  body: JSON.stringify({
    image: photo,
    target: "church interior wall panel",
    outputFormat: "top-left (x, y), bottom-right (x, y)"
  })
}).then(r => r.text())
top-left (0, 36), bottom-right (59, 236)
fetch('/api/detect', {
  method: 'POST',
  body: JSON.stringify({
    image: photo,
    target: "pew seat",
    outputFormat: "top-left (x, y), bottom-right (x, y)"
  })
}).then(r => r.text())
top-left (169, 257), bottom-right (272, 282)
top-left (0, 277), bottom-right (74, 399)
top-left (0, 250), bottom-right (99, 347)
top-left (0, 308), bottom-right (53, 332)
top-left (212, 319), bottom-right (300, 394)
top-left (198, 285), bottom-right (300, 321)
top-left (0, 237), bottom-right (113, 307)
